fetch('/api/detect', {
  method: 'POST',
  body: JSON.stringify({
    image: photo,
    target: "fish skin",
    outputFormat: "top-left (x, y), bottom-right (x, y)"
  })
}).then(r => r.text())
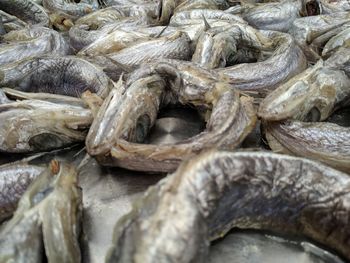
top-left (0, 0), bottom-right (49, 26)
top-left (106, 151), bottom-right (350, 263)
top-left (87, 60), bottom-right (256, 172)
top-left (319, 0), bottom-right (350, 14)
top-left (42, 0), bottom-right (98, 19)
top-left (0, 161), bottom-right (82, 263)
top-left (0, 161), bottom-right (45, 222)
top-left (258, 49), bottom-right (350, 122)
top-left (322, 27), bottom-right (350, 58)
top-left (169, 9), bottom-right (246, 26)
top-left (289, 12), bottom-right (350, 62)
top-left (0, 94), bottom-right (93, 153)
top-left (107, 31), bottom-right (192, 69)
top-left (192, 23), bottom-right (267, 69)
top-left (216, 30), bottom-right (307, 96)
top-left (0, 56), bottom-right (113, 98)
top-left (241, 0), bottom-right (303, 32)
top-left (264, 120), bottom-right (350, 173)
top-left (0, 11), bottom-right (27, 33)
top-left (0, 26), bottom-right (70, 65)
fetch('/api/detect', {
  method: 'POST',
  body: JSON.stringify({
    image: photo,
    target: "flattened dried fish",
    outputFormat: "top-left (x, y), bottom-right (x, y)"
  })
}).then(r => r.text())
top-left (0, 26), bottom-right (70, 65)
top-left (0, 0), bottom-right (49, 26)
top-left (106, 151), bottom-right (350, 262)
top-left (0, 92), bottom-right (93, 152)
top-left (87, 61), bottom-right (256, 172)
top-left (0, 160), bottom-right (82, 263)
top-left (0, 56), bottom-right (113, 98)
top-left (264, 120), bottom-right (350, 172)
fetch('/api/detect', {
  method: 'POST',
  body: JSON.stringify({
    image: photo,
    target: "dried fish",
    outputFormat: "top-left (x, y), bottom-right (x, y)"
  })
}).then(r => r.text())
top-left (0, 158), bottom-right (45, 222)
top-left (241, 0), bottom-right (304, 32)
top-left (258, 53), bottom-right (350, 121)
top-left (0, 160), bottom-right (82, 263)
top-left (0, 0), bottom-right (50, 26)
top-left (216, 30), bottom-right (307, 96)
top-left (0, 91), bottom-right (93, 153)
top-left (106, 151), bottom-right (350, 262)
top-left (0, 26), bottom-right (70, 65)
top-left (107, 31), bottom-right (192, 69)
top-left (42, 0), bottom-right (99, 19)
top-left (0, 56), bottom-right (113, 98)
top-left (264, 120), bottom-right (350, 173)
top-left (86, 60), bottom-right (256, 172)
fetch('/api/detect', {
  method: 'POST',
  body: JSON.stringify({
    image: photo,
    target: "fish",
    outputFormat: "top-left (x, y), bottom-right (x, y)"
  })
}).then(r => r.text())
top-left (0, 0), bottom-right (50, 26)
top-left (216, 30), bottom-right (307, 96)
top-left (258, 51), bottom-right (350, 121)
top-left (192, 23), bottom-right (268, 69)
top-left (319, 0), bottom-right (350, 14)
top-left (78, 28), bottom-right (155, 57)
top-left (0, 11), bottom-right (27, 33)
top-left (42, 0), bottom-right (99, 19)
top-left (322, 27), bottom-right (350, 58)
top-left (106, 151), bottom-right (350, 262)
top-left (240, 0), bottom-right (304, 32)
top-left (0, 90), bottom-right (93, 153)
top-left (169, 9), bottom-right (246, 26)
top-left (174, 0), bottom-right (219, 13)
top-left (86, 60), bottom-right (256, 172)
top-left (289, 12), bottom-right (350, 62)
top-left (107, 31), bottom-right (192, 69)
top-left (264, 120), bottom-right (350, 173)
top-left (0, 160), bottom-right (82, 263)
top-left (0, 26), bottom-right (70, 65)
top-left (0, 157), bottom-right (45, 222)
top-left (0, 56), bottom-right (113, 98)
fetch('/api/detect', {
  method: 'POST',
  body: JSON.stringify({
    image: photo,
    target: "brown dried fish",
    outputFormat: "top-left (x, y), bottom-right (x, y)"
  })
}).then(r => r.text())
top-left (106, 151), bottom-right (350, 262)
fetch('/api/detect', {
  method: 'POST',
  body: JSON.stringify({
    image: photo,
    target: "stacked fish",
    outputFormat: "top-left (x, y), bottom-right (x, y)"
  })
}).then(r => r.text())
top-left (0, 0), bottom-right (350, 262)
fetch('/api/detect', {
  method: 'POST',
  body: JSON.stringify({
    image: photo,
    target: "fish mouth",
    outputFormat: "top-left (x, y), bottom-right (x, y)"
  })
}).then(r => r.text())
top-left (305, 0), bottom-right (321, 16)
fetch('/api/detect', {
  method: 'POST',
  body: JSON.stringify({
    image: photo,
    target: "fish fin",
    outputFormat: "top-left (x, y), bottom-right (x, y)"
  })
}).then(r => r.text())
top-left (102, 55), bottom-right (133, 73)
top-left (154, 26), bottom-right (168, 38)
top-left (202, 14), bottom-right (211, 31)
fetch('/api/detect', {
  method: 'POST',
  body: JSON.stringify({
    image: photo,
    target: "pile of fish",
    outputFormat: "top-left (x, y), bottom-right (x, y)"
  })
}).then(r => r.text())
top-left (0, 0), bottom-right (349, 262)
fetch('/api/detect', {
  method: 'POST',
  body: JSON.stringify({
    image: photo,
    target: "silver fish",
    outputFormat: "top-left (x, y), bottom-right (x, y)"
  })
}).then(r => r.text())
top-left (0, 157), bottom-right (45, 222)
top-left (0, 91), bottom-right (93, 153)
top-left (170, 9), bottom-right (246, 27)
top-left (0, 160), bottom-right (82, 263)
top-left (87, 60), bottom-right (256, 172)
top-left (192, 23), bottom-right (267, 69)
top-left (258, 52), bottom-right (350, 121)
top-left (107, 31), bottom-right (192, 69)
top-left (216, 30), bottom-right (307, 96)
top-left (264, 120), bottom-right (350, 172)
top-left (322, 27), bottom-right (350, 58)
top-left (42, 0), bottom-right (99, 19)
top-left (0, 11), bottom-right (27, 33)
top-left (0, 56), bottom-right (113, 98)
top-left (240, 0), bottom-right (304, 32)
top-left (106, 151), bottom-right (350, 262)
top-left (289, 12), bottom-right (350, 62)
top-left (319, 0), bottom-right (350, 14)
top-left (0, 26), bottom-right (70, 65)
top-left (0, 0), bottom-right (49, 26)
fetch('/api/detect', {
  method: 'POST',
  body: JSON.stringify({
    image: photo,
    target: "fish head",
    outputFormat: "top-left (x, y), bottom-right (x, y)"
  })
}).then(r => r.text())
top-left (258, 80), bottom-right (311, 121)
